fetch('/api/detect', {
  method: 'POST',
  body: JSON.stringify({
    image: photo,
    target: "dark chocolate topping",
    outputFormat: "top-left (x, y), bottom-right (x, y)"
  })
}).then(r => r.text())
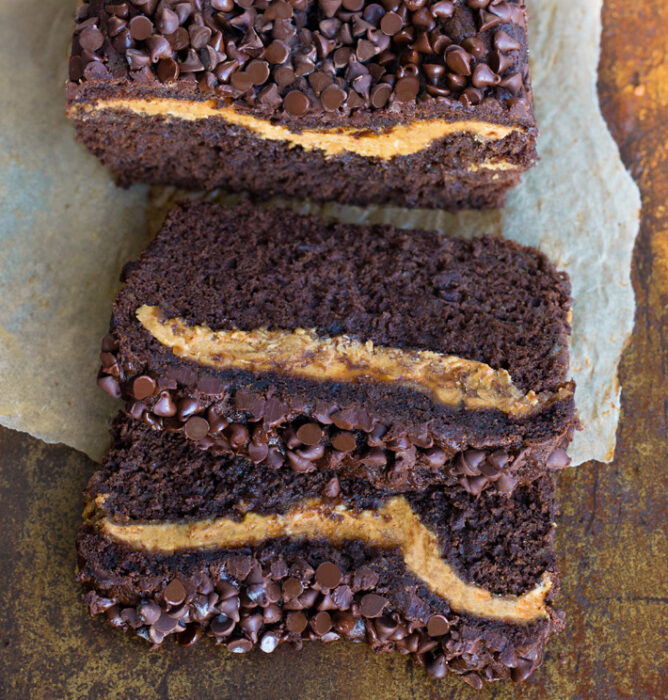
top-left (69, 0), bottom-right (534, 124)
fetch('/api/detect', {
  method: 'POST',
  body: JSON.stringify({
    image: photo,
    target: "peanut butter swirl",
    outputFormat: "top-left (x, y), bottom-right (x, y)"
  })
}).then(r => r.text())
top-left (72, 98), bottom-right (518, 159)
top-left (137, 305), bottom-right (572, 417)
top-left (93, 495), bottom-right (552, 624)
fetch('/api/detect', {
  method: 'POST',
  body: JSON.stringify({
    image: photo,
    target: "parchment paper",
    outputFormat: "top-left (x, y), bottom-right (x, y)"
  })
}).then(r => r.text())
top-left (0, 0), bottom-right (639, 464)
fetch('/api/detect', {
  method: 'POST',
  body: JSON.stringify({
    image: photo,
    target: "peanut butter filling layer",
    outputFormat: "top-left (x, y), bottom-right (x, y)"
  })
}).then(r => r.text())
top-left (137, 305), bottom-right (572, 417)
top-left (94, 495), bottom-right (551, 623)
top-left (71, 98), bottom-right (519, 159)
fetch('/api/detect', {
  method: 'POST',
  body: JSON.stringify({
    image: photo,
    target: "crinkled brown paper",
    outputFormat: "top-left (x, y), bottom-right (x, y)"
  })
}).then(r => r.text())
top-left (0, 0), bottom-right (639, 464)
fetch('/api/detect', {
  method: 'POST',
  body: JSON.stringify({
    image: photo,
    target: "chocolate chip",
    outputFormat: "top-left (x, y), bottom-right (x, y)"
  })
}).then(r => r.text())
top-left (227, 637), bottom-right (253, 653)
top-left (445, 46), bottom-right (472, 76)
top-left (176, 625), bottom-right (202, 646)
top-left (157, 58), bottom-right (180, 82)
top-left (137, 600), bottom-right (161, 625)
top-left (286, 611), bottom-right (308, 634)
top-left (394, 76), bottom-right (419, 101)
top-left (184, 416), bottom-right (210, 440)
top-left (132, 375), bottom-right (156, 400)
top-left (79, 26), bottom-right (104, 52)
top-left (282, 577), bottom-right (303, 600)
top-left (370, 82), bottom-right (391, 108)
top-left (265, 40), bottom-right (290, 64)
top-left (284, 90), bottom-right (309, 116)
top-left (153, 391), bottom-right (177, 417)
top-left (311, 611), bottom-right (332, 636)
top-left (129, 15), bottom-right (153, 41)
top-left (321, 85), bottom-right (346, 111)
top-left (463, 672), bottom-right (484, 689)
top-left (296, 423), bottom-right (323, 445)
top-left (210, 614), bottom-right (235, 636)
top-left (316, 562), bottom-right (342, 589)
top-left (331, 431), bottom-right (356, 453)
top-left (97, 375), bottom-right (121, 399)
top-left (246, 60), bottom-right (270, 85)
top-left (488, 449), bottom-right (509, 470)
top-left (352, 566), bottom-right (379, 591)
top-left (164, 579), bottom-right (187, 606)
top-left (426, 614), bottom-right (449, 636)
top-left (360, 593), bottom-right (387, 618)
top-left (156, 7), bottom-right (179, 35)
top-left (259, 631), bottom-right (281, 653)
top-left (153, 611), bottom-right (180, 635)
top-left (380, 11), bottom-right (402, 35)
top-left (495, 29), bottom-right (521, 52)
top-left (472, 63), bottom-right (500, 88)
top-left (426, 654), bottom-right (448, 678)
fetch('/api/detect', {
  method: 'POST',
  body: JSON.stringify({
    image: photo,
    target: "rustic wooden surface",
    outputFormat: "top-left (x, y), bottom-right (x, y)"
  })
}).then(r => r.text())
top-left (1, 2), bottom-right (666, 697)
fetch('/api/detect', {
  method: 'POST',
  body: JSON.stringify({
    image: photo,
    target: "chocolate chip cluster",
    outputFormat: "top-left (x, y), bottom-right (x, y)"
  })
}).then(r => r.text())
top-left (71, 0), bottom-right (529, 116)
top-left (83, 551), bottom-right (545, 685)
top-left (99, 335), bottom-right (570, 497)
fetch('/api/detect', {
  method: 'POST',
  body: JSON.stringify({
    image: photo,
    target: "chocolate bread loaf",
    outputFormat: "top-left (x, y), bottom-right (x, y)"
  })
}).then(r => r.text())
top-left (78, 414), bottom-right (562, 686)
top-left (66, 0), bottom-right (537, 210)
top-left (97, 202), bottom-right (576, 497)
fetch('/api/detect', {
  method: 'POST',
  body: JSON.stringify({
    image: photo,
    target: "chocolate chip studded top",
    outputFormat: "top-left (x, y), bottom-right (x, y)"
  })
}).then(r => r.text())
top-left (113, 202), bottom-right (571, 394)
top-left (68, 0), bottom-right (535, 128)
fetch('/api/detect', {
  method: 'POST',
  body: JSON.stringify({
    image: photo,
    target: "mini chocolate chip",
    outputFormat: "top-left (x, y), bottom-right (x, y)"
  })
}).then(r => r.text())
top-left (311, 611), bottom-right (332, 636)
top-left (296, 423), bottom-right (323, 445)
top-left (129, 15), bottom-right (153, 41)
top-left (370, 82), bottom-right (391, 108)
top-left (227, 637), bottom-right (253, 653)
top-left (246, 59), bottom-right (270, 85)
top-left (284, 90), bottom-right (309, 116)
top-left (380, 11), bottom-right (402, 35)
top-left (79, 26), bottom-right (104, 52)
top-left (331, 431), bottom-right (356, 452)
top-left (282, 577), bottom-right (303, 600)
top-left (427, 614), bottom-right (449, 636)
top-left (286, 611), bottom-right (308, 634)
top-left (495, 29), bottom-right (521, 52)
top-left (445, 46), bottom-right (471, 76)
top-left (157, 58), bottom-right (180, 82)
top-left (98, 375), bottom-right (121, 399)
top-left (321, 85), bottom-right (346, 111)
top-left (137, 600), bottom-right (161, 625)
top-left (394, 76), bottom-right (419, 101)
top-left (153, 611), bottom-right (180, 635)
top-left (360, 593), bottom-right (387, 618)
top-left (260, 631), bottom-right (281, 653)
top-left (427, 654), bottom-right (448, 678)
top-left (132, 375), bottom-right (156, 400)
top-left (210, 613), bottom-right (235, 636)
top-left (184, 416), bottom-right (210, 440)
top-left (316, 562), bottom-right (342, 589)
top-left (153, 391), bottom-right (177, 418)
top-left (265, 40), bottom-right (290, 64)
top-left (164, 579), bottom-right (187, 606)
top-left (176, 625), bottom-right (202, 647)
